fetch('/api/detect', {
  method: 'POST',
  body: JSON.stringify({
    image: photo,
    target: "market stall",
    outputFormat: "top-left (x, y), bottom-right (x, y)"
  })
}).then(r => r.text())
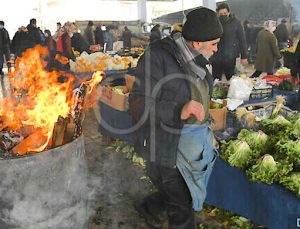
top-left (97, 70), bottom-right (300, 228)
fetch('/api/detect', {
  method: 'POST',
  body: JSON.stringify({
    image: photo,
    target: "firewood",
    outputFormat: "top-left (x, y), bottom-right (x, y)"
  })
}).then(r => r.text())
top-left (51, 116), bottom-right (67, 148)
top-left (63, 116), bottom-right (76, 144)
top-left (12, 129), bottom-right (48, 155)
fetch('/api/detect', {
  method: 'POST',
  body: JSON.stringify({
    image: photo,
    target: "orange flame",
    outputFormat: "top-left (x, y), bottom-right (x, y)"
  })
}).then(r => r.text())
top-left (1, 45), bottom-right (103, 154)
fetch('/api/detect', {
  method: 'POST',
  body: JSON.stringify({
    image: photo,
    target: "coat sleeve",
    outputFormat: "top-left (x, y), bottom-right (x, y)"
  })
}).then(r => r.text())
top-left (270, 35), bottom-right (281, 59)
top-left (129, 49), bottom-right (183, 128)
top-left (236, 21), bottom-right (248, 59)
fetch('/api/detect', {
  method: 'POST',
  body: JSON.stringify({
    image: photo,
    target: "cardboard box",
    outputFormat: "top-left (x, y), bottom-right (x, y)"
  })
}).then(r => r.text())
top-left (125, 74), bottom-right (135, 92)
top-left (209, 107), bottom-right (227, 131)
top-left (209, 100), bottom-right (227, 131)
top-left (100, 86), bottom-right (129, 111)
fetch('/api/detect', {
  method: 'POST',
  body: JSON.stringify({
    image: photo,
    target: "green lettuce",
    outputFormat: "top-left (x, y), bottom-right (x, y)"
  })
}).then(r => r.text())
top-left (280, 172), bottom-right (300, 197)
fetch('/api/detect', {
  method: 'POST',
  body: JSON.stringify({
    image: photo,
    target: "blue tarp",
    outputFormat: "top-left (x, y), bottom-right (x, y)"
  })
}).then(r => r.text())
top-left (206, 158), bottom-right (300, 229)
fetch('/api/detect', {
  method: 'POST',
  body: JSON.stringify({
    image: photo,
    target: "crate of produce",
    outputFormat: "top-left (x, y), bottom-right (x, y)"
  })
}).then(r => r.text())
top-left (250, 86), bottom-right (273, 99)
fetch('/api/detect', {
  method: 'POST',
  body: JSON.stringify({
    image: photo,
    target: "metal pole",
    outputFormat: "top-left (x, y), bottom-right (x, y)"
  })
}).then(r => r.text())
top-left (203, 0), bottom-right (216, 11)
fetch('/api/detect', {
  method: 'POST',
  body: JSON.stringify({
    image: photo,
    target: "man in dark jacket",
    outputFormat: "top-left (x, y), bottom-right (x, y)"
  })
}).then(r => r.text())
top-left (84, 21), bottom-right (95, 46)
top-left (94, 23), bottom-right (104, 49)
top-left (211, 3), bottom-right (248, 80)
top-left (129, 8), bottom-right (222, 229)
top-left (150, 24), bottom-right (162, 43)
top-left (274, 18), bottom-right (289, 50)
top-left (27, 18), bottom-right (42, 47)
top-left (122, 26), bottom-right (132, 49)
top-left (0, 21), bottom-right (10, 76)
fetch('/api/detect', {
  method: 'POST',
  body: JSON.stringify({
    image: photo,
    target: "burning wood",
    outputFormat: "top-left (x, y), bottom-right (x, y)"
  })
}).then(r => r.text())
top-left (0, 45), bottom-right (104, 157)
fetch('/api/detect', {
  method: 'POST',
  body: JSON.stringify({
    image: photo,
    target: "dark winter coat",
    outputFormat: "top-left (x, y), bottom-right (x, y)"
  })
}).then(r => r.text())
top-left (94, 27), bottom-right (104, 48)
top-left (211, 14), bottom-right (247, 61)
top-left (254, 29), bottom-right (281, 73)
top-left (11, 31), bottom-right (35, 57)
top-left (274, 23), bottom-right (289, 43)
top-left (291, 41), bottom-right (300, 77)
top-left (129, 37), bottom-right (213, 168)
top-left (0, 28), bottom-right (10, 51)
top-left (84, 26), bottom-right (95, 46)
top-left (71, 32), bottom-right (90, 54)
top-left (122, 30), bottom-right (132, 49)
top-left (61, 33), bottom-right (76, 61)
top-left (150, 27), bottom-right (162, 43)
top-left (27, 24), bottom-right (41, 47)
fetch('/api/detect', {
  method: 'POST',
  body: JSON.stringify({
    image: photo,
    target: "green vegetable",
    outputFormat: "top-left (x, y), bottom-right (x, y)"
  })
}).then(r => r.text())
top-left (261, 115), bottom-right (292, 134)
top-left (246, 154), bottom-right (293, 184)
top-left (221, 140), bottom-right (253, 169)
top-left (280, 172), bottom-right (300, 197)
top-left (278, 79), bottom-right (296, 91)
top-left (212, 84), bottom-right (227, 99)
top-left (276, 140), bottom-right (300, 167)
top-left (237, 129), bottom-right (268, 157)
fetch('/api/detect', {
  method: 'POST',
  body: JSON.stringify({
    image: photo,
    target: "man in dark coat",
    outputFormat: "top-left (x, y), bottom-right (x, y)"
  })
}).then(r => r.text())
top-left (83, 21), bottom-right (95, 46)
top-left (129, 7), bottom-right (222, 229)
top-left (11, 26), bottom-right (35, 57)
top-left (27, 18), bottom-right (42, 47)
top-left (150, 24), bottom-right (162, 43)
top-left (122, 26), bottom-right (132, 49)
top-left (211, 3), bottom-right (248, 80)
top-left (0, 21), bottom-right (11, 75)
top-left (94, 23), bottom-right (104, 49)
top-left (291, 40), bottom-right (300, 77)
top-left (274, 18), bottom-right (289, 50)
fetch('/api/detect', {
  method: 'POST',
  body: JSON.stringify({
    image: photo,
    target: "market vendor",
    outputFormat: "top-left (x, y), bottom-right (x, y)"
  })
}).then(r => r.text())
top-left (129, 7), bottom-right (222, 229)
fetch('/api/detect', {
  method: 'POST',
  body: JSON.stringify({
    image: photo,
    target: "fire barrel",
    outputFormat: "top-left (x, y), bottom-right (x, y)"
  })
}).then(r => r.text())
top-left (0, 135), bottom-right (88, 229)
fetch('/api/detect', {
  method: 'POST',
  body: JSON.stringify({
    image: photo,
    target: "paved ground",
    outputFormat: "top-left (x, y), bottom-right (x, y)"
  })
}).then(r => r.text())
top-left (83, 108), bottom-right (223, 229)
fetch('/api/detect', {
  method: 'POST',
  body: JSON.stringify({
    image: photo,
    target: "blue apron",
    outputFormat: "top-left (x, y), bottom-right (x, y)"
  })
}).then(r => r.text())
top-left (176, 124), bottom-right (218, 212)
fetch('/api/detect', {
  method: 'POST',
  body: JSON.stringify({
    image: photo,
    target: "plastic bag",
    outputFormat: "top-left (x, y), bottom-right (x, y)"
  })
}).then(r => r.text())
top-left (227, 76), bottom-right (253, 101)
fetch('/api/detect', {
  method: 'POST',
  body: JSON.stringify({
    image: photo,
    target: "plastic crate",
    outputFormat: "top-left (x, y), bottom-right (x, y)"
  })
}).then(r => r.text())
top-left (250, 86), bottom-right (273, 99)
top-left (250, 103), bottom-right (296, 120)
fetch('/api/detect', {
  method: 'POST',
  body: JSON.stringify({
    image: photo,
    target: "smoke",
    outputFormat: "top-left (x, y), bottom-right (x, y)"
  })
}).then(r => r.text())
top-left (286, 0), bottom-right (300, 22)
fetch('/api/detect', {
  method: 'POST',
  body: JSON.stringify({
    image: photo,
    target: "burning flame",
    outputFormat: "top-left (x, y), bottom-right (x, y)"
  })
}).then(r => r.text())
top-left (1, 45), bottom-right (103, 154)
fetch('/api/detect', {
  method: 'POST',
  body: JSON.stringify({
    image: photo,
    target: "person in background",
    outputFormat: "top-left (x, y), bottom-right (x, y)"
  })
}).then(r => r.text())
top-left (291, 40), bottom-right (300, 78)
top-left (122, 26), bottom-right (132, 50)
top-left (94, 23), bottom-right (104, 50)
top-left (43, 29), bottom-right (56, 70)
top-left (58, 22), bottom-right (77, 70)
top-left (210, 3), bottom-right (248, 80)
top-left (274, 18), bottom-right (289, 50)
top-left (27, 18), bottom-right (42, 47)
top-left (104, 26), bottom-right (116, 51)
top-left (84, 21), bottom-right (95, 46)
top-left (129, 7), bottom-right (222, 229)
top-left (0, 21), bottom-right (11, 76)
top-left (243, 20), bottom-right (251, 61)
top-left (53, 22), bottom-right (63, 42)
top-left (150, 24), bottom-right (162, 43)
top-left (251, 20), bottom-right (281, 78)
top-left (71, 23), bottom-right (90, 54)
top-left (11, 26), bottom-right (35, 57)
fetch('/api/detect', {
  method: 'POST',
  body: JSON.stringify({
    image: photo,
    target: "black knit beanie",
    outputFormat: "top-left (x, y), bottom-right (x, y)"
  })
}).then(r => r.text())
top-left (182, 7), bottom-right (223, 42)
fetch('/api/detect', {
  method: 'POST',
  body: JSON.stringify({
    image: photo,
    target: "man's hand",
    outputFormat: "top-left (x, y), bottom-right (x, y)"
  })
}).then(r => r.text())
top-left (181, 100), bottom-right (205, 121)
top-left (241, 58), bottom-right (248, 66)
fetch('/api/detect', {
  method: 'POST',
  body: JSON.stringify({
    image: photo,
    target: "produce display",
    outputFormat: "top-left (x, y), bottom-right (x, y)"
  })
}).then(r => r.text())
top-left (221, 97), bottom-right (300, 197)
top-left (70, 52), bottom-right (139, 73)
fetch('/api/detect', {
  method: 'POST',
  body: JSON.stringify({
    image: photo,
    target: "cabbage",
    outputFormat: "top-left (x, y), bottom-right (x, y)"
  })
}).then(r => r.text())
top-left (276, 140), bottom-right (300, 168)
top-left (221, 140), bottom-right (253, 169)
top-left (261, 115), bottom-right (292, 134)
top-left (246, 154), bottom-right (293, 184)
top-left (237, 129), bottom-right (268, 157)
top-left (280, 172), bottom-right (300, 197)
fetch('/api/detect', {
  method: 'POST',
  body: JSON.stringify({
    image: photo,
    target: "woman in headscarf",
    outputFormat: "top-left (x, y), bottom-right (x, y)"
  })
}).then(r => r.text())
top-left (251, 20), bottom-right (281, 78)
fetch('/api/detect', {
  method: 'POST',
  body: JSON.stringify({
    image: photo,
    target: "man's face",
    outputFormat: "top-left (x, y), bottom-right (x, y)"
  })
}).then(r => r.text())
top-left (218, 8), bottom-right (229, 17)
top-left (193, 38), bottom-right (220, 59)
